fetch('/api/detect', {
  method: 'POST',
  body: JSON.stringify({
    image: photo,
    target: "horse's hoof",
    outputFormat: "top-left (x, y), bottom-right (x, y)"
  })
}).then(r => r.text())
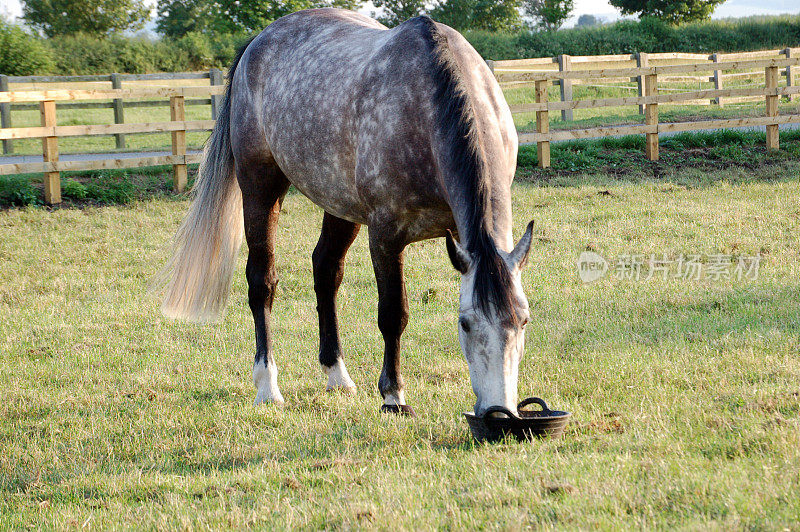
top-left (253, 392), bottom-right (285, 407)
top-left (323, 360), bottom-right (357, 393)
top-left (380, 404), bottom-right (416, 417)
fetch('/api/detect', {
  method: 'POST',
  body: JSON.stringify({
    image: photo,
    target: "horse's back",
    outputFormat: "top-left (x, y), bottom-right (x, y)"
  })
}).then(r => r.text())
top-left (229, 9), bottom-right (515, 234)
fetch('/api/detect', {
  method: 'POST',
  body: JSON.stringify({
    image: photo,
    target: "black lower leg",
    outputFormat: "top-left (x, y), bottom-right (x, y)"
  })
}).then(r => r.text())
top-left (369, 231), bottom-right (409, 407)
top-left (313, 212), bottom-right (360, 368)
top-left (246, 238), bottom-right (278, 368)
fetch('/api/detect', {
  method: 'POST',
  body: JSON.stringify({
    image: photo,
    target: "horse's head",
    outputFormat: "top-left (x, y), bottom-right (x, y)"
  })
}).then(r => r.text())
top-left (446, 221), bottom-right (534, 416)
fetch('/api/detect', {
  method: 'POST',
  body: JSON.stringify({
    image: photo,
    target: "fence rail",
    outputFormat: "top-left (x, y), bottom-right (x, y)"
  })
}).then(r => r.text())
top-left (1, 50), bottom-right (799, 203)
top-left (0, 85), bottom-right (222, 202)
top-left (491, 48), bottom-right (798, 110)
top-left (0, 70), bottom-right (224, 154)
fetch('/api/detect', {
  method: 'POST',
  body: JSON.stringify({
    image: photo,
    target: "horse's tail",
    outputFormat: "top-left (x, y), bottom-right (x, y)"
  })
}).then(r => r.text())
top-left (153, 41), bottom-right (252, 323)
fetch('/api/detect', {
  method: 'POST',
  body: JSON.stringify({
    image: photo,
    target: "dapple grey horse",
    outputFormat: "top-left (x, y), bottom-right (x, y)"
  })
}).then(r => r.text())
top-left (157, 8), bottom-right (534, 416)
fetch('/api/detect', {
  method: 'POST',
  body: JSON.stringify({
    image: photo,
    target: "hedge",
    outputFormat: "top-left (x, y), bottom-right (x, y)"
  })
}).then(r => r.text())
top-left (466, 15), bottom-right (800, 60)
top-left (1, 13), bottom-right (799, 76)
top-left (0, 19), bottom-right (55, 75)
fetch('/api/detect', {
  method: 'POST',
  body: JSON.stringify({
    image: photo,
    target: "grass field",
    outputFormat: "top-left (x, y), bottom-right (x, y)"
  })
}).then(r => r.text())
top-left (2, 153), bottom-right (800, 528)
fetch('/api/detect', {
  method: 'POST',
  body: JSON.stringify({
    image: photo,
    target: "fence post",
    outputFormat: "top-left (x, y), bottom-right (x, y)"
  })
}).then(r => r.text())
top-left (40, 100), bottom-right (60, 204)
top-left (170, 95), bottom-right (188, 192)
top-left (644, 73), bottom-right (659, 161)
top-left (535, 79), bottom-right (550, 169)
top-left (485, 60), bottom-right (495, 75)
top-left (766, 65), bottom-right (779, 150)
top-left (0, 75), bottom-right (12, 154)
top-left (636, 52), bottom-right (648, 115)
top-left (111, 73), bottom-right (125, 149)
top-left (210, 68), bottom-right (224, 120)
top-left (712, 53), bottom-right (723, 107)
top-left (557, 54), bottom-right (573, 122)
top-left (785, 48), bottom-right (795, 102)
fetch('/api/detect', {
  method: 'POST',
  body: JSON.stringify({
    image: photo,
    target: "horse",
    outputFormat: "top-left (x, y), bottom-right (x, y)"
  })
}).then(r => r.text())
top-left (156, 8), bottom-right (535, 417)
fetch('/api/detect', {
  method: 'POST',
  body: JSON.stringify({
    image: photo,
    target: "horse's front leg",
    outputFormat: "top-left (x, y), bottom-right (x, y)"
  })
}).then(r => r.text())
top-left (368, 229), bottom-right (414, 416)
top-left (313, 212), bottom-right (361, 392)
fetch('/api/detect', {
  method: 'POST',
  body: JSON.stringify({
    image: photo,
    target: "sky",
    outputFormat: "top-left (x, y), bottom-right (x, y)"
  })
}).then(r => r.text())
top-left (566, 0), bottom-right (800, 25)
top-left (1, 0), bottom-right (799, 29)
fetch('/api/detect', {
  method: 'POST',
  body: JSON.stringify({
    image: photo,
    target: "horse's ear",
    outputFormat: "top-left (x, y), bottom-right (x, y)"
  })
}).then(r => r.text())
top-left (446, 230), bottom-right (470, 274)
top-left (509, 220), bottom-right (535, 270)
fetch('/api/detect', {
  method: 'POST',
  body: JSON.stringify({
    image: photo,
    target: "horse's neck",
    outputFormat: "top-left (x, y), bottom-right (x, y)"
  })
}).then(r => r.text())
top-left (448, 181), bottom-right (513, 253)
top-left (486, 187), bottom-right (514, 251)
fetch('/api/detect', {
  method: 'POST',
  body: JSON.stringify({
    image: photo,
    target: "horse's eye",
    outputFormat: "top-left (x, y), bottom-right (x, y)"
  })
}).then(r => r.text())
top-left (459, 317), bottom-right (471, 333)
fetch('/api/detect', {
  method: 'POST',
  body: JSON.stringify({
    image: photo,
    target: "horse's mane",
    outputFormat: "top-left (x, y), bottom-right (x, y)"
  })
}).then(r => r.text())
top-left (413, 16), bottom-right (518, 325)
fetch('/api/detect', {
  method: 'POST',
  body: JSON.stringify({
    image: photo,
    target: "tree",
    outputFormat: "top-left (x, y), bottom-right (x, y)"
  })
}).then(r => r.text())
top-left (214, 0), bottom-right (365, 34)
top-left (157, 0), bottom-right (365, 36)
top-left (609, 0), bottom-right (725, 24)
top-left (156, 0), bottom-right (216, 37)
top-left (576, 13), bottom-right (601, 27)
top-left (522, 0), bottom-right (574, 31)
top-left (373, 0), bottom-right (426, 27)
top-left (22, 0), bottom-right (151, 37)
top-left (429, 0), bottom-right (523, 32)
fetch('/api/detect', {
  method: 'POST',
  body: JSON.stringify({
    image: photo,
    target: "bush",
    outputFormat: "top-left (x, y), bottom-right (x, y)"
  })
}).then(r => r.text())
top-left (44, 31), bottom-right (253, 74)
top-left (171, 32), bottom-right (253, 70)
top-left (49, 33), bottom-right (190, 75)
top-left (174, 32), bottom-right (215, 70)
top-left (109, 35), bottom-right (187, 74)
top-left (0, 175), bottom-right (40, 207)
top-left (84, 175), bottom-right (136, 204)
top-left (0, 19), bottom-right (55, 75)
top-left (49, 33), bottom-right (119, 74)
top-left (62, 179), bottom-right (88, 200)
top-left (208, 33), bottom-right (256, 69)
top-left (466, 14), bottom-right (800, 60)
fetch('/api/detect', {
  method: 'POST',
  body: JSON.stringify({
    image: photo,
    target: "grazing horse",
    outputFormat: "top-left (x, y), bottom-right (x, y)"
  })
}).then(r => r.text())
top-left (156, 8), bottom-right (535, 416)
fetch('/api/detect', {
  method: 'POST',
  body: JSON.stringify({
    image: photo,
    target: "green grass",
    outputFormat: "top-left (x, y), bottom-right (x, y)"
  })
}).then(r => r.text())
top-left (2, 160), bottom-right (800, 527)
top-left (0, 166), bottom-right (192, 208)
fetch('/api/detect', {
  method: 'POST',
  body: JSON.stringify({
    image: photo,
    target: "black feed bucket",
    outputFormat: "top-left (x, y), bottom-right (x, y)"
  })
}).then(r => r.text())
top-left (464, 397), bottom-right (571, 443)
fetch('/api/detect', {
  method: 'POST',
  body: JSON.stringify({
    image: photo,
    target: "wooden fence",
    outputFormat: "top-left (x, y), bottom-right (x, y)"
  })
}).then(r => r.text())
top-left (492, 53), bottom-right (799, 168)
top-left (489, 48), bottom-right (798, 118)
top-left (0, 86), bottom-right (223, 203)
top-left (0, 70), bottom-right (224, 155)
top-left (0, 50), bottom-right (799, 203)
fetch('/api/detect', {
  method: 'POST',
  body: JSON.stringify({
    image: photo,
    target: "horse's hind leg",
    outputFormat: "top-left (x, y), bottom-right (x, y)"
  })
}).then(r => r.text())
top-left (313, 212), bottom-right (361, 392)
top-left (238, 161), bottom-right (290, 405)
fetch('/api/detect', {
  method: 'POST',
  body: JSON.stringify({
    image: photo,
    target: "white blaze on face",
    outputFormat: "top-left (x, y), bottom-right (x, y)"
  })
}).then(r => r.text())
top-left (447, 223), bottom-right (535, 417)
top-left (458, 268), bottom-right (529, 416)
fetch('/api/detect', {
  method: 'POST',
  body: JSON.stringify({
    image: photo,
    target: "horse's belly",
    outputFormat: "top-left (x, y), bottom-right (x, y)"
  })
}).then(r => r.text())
top-left (270, 147), bottom-right (369, 224)
top-left (292, 176), bottom-right (370, 225)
